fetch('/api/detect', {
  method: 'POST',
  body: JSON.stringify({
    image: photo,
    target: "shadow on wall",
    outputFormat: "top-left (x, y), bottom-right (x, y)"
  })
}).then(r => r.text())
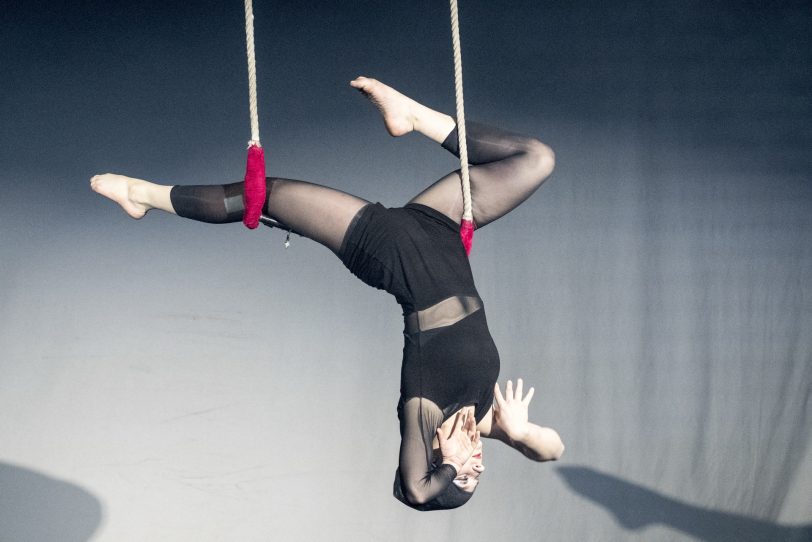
top-left (0, 462), bottom-right (103, 542)
top-left (557, 466), bottom-right (812, 542)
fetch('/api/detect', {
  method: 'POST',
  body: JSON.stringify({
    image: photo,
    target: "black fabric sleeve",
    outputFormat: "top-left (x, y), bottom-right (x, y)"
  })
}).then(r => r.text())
top-left (396, 398), bottom-right (457, 505)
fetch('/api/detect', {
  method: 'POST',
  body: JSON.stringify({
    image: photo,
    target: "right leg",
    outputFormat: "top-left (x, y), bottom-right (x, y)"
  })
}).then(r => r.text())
top-left (91, 174), bottom-right (369, 255)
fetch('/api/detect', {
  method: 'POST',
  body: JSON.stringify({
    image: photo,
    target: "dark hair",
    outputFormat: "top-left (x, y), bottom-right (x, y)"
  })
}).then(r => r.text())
top-left (392, 469), bottom-right (474, 511)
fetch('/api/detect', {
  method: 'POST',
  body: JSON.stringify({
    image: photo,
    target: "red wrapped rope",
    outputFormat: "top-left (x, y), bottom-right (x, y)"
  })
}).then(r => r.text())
top-left (242, 142), bottom-right (266, 229)
top-left (460, 218), bottom-right (475, 256)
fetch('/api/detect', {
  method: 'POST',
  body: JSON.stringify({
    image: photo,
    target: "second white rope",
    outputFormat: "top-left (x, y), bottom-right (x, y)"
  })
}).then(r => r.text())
top-left (449, 0), bottom-right (472, 222)
top-left (244, 0), bottom-right (260, 145)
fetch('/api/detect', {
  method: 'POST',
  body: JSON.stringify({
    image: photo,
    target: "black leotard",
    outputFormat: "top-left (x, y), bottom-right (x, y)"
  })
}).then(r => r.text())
top-left (168, 120), bottom-right (549, 510)
top-left (340, 202), bottom-right (500, 509)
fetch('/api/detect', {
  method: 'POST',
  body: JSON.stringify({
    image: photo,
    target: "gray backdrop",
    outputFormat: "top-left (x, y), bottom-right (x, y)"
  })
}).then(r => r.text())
top-left (1, 1), bottom-right (810, 540)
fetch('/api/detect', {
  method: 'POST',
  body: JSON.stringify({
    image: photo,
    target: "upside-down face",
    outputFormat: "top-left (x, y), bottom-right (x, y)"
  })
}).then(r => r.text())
top-left (453, 438), bottom-right (485, 492)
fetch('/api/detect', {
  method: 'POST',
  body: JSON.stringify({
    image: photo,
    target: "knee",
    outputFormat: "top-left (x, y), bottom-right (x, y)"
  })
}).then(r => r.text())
top-left (525, 139), bottom-right (555, 183)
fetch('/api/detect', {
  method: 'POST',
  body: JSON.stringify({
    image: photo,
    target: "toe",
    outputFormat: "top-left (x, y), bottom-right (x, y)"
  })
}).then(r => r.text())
top-left (351, 76), bottom-right (377, 92)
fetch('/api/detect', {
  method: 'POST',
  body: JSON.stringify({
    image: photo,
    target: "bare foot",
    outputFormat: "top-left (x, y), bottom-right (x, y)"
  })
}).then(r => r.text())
top-left (90, 173), bottom-right (149, 219)
top-left (350, 76), bottom-right (416, 137)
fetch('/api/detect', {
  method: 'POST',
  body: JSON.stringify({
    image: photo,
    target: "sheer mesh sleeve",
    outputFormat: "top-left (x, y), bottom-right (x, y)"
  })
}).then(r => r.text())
top-left (395, 398), bottom-right (457, 505)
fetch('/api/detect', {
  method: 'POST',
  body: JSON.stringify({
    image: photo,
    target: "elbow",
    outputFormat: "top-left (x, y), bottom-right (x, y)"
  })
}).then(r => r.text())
top-left (393, 469), bottom-right (435, 508)
top-left (549, 440), bottom-right (565, 461)
top-left (403, 484), bottom-right (431, 506)
top-left (537, 433), bottom-right (565, 462)
top-left (549, 435), bottom-right (566, 461)
top-left (527, 139), bottom-right (556, 183)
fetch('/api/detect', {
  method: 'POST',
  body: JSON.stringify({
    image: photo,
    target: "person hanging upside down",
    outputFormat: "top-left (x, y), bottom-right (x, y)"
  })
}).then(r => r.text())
top-left (90, 76), bottom-right (564, 511)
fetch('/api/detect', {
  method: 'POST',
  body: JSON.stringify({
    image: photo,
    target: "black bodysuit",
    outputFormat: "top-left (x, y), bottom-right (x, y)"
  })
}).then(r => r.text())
top-left (168, 120), bottom-right (548, 510)
top-left (340, 202), bottom-right (501, 509)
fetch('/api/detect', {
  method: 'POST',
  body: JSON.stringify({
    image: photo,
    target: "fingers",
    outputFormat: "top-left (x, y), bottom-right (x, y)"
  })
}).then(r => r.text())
top-left (465, 409), bottom-right (476, 438)
top-left (450, 408), bottom-right (477, 442)
top-left (499, 378), bottom-right (535, 402)
top-left (494, 382), bottom-right (506, 409)
top-left (436, 426), bottom-right (447, 446)
top-left (451, 411), bottom-right (464, 437)
top-left (444, 407), bottom-right (479, 442)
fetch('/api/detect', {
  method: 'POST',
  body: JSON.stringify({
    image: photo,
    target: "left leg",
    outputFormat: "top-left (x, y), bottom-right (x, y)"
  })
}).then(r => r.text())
top-left (351, 77), bottom-right (554, 228)
top-left (411, 122), bottom-right (555, 228)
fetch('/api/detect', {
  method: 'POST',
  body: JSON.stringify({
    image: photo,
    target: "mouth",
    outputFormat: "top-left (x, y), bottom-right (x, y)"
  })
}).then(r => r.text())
top-left (473, 453), bottom-right (482, 459)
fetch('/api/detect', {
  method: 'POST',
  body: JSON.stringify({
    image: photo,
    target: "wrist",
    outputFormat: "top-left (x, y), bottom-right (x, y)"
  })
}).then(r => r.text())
top-left (507, 424), bottom-right (532, 445)
top-left (441, 459), bottom-right (462, 474)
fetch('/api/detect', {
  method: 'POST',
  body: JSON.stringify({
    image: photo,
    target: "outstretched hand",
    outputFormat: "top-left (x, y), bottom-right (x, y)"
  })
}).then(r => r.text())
top-left (437, 407), bottom-right (480, 472)
top-left (493, 379), bottom-right (534, 442)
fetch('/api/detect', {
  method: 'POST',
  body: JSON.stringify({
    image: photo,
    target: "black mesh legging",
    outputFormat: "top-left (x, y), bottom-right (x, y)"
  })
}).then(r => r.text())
top-left (169, 121), bottom-right (551, 255)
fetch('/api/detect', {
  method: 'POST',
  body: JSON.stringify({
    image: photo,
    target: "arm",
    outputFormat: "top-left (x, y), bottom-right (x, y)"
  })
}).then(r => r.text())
top-left (397, 399), bottom-right (478, 505)
top-left (477, 379), bottom-right (565, 462)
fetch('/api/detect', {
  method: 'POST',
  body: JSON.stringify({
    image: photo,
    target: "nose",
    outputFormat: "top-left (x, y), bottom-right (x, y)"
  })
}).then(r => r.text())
top-left (473, 464), bottom-right (485, 474)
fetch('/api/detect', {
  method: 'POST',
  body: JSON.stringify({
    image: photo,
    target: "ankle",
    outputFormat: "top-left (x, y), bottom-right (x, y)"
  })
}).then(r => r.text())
top-left (128, 181), bottom-right (152, 210)
top-left (410, 100), bottom-right (432, 131)
top-left (412, 104), bottom-right (455, 144)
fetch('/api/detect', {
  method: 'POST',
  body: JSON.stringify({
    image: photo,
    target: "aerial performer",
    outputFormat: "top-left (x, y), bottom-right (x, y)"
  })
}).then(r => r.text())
top-left (90, 76), bottom-right (564, 510)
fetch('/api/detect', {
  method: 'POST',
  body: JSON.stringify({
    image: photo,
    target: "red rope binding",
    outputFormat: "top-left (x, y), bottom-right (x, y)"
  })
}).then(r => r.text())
top-left (460, 218), bottom-right (475, 256)
top-left (242, 142), bottom-right (266, 229)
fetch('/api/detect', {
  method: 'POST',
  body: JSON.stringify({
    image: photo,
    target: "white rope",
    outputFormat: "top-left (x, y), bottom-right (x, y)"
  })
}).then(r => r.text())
top-left (244, 0), bottom-right (260, 145)
top-left (449, 0), bottom-right (472, 222)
